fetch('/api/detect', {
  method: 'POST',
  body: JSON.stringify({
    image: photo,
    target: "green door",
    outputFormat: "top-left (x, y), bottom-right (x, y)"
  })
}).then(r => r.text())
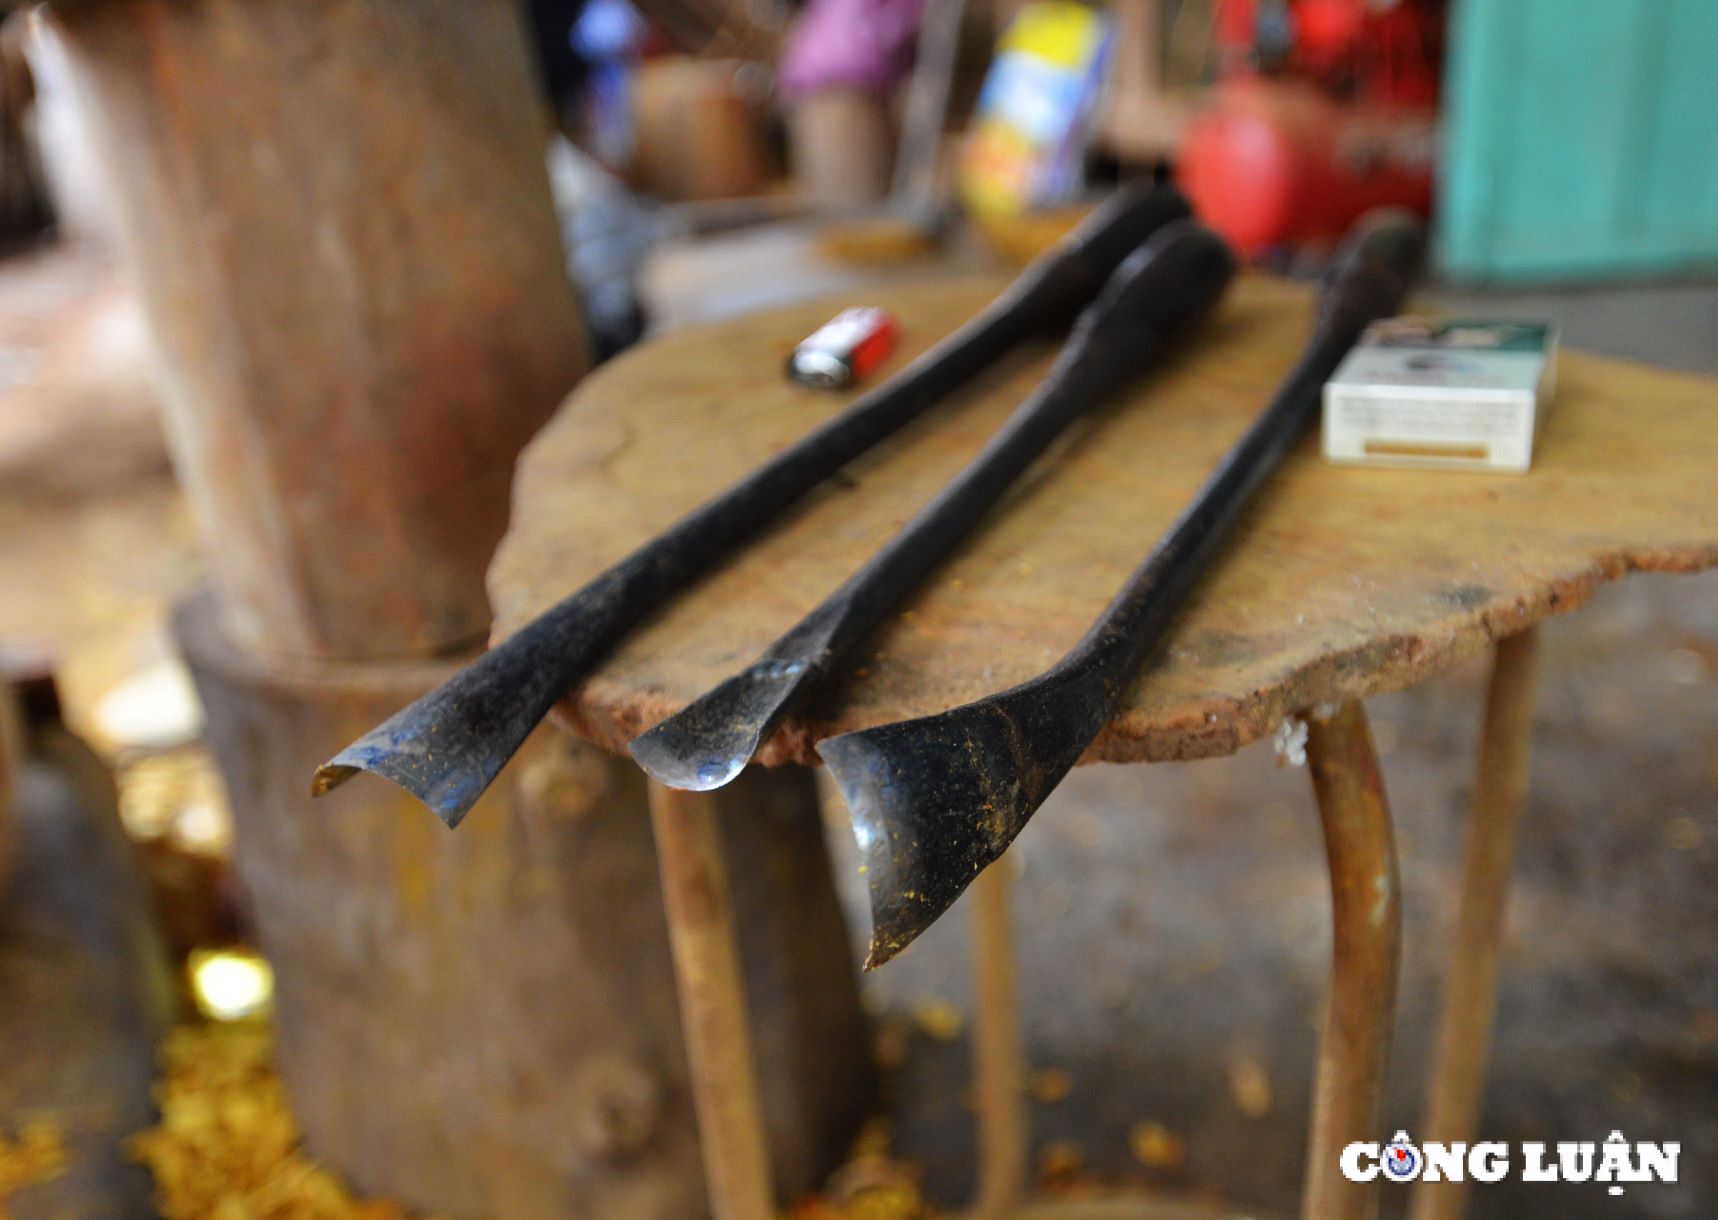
top-left (1439, 0), bottom-right (1718, 281)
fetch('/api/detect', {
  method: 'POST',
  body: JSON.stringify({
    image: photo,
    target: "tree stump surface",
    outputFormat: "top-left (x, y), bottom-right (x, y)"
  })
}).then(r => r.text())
top-left (490, 273), bottom-right (1718, 768)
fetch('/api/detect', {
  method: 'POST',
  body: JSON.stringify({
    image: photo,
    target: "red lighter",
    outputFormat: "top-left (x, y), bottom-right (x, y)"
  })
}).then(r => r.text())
top-left (786, 307), bottom-right (899, 390)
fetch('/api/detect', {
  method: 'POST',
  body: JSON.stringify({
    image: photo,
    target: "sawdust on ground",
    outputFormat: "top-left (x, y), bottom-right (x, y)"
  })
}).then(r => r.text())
top-left (0, 1119), bottom-right (68, 1214)
top-left (128, 1015), bottom-right (940, 1220)
top-left (126, 1021), bottom-right (424, 1220)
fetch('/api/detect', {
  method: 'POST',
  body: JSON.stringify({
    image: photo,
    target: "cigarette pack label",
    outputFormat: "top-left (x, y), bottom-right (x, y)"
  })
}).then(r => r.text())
top-left (1323, 318), bottom-right (1557, 472)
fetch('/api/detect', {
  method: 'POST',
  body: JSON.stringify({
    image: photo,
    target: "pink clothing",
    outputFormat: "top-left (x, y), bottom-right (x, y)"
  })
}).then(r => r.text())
top-left (779, 0), bottom-right (928, 99)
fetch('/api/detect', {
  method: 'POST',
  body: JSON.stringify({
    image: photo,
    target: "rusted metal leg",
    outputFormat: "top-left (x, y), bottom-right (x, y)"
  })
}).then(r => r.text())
top-left (969, 858), bottom-right (1027, 1218)
top-left (647, 780), bottom-right (775, 1220)
top-left (1410, 628), bottom-right (1541, 1220)
top-left (1302, 701), bottom-right (1402, 1220)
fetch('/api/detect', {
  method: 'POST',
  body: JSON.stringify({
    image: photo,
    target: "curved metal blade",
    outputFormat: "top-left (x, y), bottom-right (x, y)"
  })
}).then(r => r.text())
top-left (628, 658), bottom-right (820, 791)
top-left (311, 606), bottom-right (588, 826)
top-left (818, 666), bottom-right (1110, 968)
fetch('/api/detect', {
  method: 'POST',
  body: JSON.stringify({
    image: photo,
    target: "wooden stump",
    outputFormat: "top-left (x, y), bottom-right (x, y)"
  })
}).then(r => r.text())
top-left (45, 0), bottom-right (588, 659)
top-left (178, 592), bottom-right (871, 1217)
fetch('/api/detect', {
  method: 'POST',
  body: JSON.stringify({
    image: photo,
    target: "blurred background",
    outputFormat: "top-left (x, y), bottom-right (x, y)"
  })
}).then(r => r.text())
top-left (0, 1), bottom-right (1712, 1217)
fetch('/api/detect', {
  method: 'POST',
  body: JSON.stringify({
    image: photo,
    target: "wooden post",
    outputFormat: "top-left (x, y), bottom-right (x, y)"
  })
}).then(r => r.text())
top-left (1411, 628), bottom-right (1540, 1220)
top-left (45, 0), bottom-right (588, 659)
top-left (1302, 701), bottom-right (1402, 1220)
top-left (647, 781), bottom-right (777, 1220)
top-left (969, 858), bottom-right (1028, 1219)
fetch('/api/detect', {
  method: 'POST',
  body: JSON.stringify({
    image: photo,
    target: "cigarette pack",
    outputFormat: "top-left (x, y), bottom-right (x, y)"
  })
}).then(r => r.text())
top-left (1322, 318), bottom-right (1557, 472)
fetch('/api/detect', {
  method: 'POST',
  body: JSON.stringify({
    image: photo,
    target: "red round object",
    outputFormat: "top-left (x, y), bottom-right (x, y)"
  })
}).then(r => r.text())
top-left (1295, 0), bottom-right (1366, 59)
top-left (1177, 79), bottom-right (1434, 255)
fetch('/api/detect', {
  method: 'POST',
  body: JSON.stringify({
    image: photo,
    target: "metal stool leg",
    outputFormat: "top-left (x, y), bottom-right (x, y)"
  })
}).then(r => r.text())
top-left (1302, 701), bottom-right (1403, 1220)
top-left (647, 780), bottom-right (775, 1220)
top-left (969, 858), bottom-right (1028, 1218)
top-left (1410, 628), bottom-right (1541, 1220)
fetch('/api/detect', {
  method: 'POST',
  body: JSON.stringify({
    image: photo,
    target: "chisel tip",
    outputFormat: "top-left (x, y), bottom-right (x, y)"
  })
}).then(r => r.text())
top-left (627, 660), bottom-right (818, 791)
top-left (311, 736), bottom-right (483, 829)
top-left (628, 727), bottom-right (752, 792)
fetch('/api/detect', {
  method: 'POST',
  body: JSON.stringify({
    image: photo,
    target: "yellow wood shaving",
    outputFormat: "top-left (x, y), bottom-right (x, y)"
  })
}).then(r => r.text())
top-left (125, 1021), bottom-right (430, 1220)
top-left (909, 999), bottom-right (964, 1043)
top-left (1029, 1067), bottom-right (1073, 1104)
top-left (0, 1119), bottom-right (69, 1209)
top-left (1129, 1121), bottom-right (1187, 1170)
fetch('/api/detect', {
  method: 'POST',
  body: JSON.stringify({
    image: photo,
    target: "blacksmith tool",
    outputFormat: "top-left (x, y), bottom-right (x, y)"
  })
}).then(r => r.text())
top-left (313, 183), bottom-right (1192, 825)
top-left (630, 221), bottom-right (1236, 793)
top-left (819, 211), bottom-right (1427, 968)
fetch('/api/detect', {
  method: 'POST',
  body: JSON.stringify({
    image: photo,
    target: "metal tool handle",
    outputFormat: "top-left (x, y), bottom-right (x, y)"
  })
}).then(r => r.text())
top-left (1313, 207), bottom-right (1428, 347)
top-left (1004, 181), bottom-right (1197, 336)
top-left (1076, 208), bottom-right (1429, 679)
top-left (1039, 218), bottom-right (1238, 409)
top-left (834, 219), bottom-right (1237, 635)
